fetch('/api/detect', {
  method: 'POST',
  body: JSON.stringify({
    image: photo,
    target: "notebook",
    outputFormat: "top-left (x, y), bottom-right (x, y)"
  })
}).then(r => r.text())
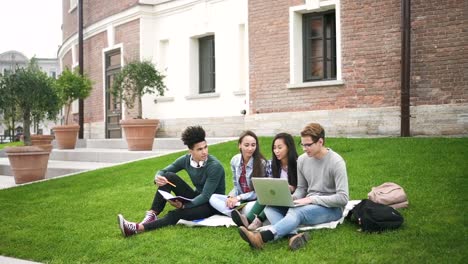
top-left (158, 190), bottom-right (193, 204)
top-left (252, 178), bottom-right (303, 207)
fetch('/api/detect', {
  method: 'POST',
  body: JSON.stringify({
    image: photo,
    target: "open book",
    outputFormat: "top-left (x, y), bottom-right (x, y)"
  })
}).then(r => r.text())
top-left (158, 190), bottom-right (194, 204)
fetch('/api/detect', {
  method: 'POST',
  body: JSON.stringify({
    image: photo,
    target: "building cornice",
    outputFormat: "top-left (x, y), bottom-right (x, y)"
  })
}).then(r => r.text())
top-left (58, 0), bottom-right (221, 60)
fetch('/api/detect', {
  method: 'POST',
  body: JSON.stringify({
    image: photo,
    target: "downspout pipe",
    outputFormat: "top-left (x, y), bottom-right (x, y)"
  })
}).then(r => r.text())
top-left (78, 0), bottom-right (84, 139)
top-left (401, 0), bottom-right (411, 137)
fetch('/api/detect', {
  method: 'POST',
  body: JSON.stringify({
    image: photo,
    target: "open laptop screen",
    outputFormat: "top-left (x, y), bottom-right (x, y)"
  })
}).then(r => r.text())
top-left (252, 178), bottom-right (300, 207)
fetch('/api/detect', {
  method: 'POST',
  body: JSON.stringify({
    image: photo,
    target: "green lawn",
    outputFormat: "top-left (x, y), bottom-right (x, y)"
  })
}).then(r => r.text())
top-left (0, 137), bottom-right (467, 263)
top-left (0, 141), bottom-right (23, 149)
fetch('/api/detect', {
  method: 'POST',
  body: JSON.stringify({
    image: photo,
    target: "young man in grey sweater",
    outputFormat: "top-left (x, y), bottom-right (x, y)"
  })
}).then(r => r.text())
top-left (238, 123), bottom-right (349, 250)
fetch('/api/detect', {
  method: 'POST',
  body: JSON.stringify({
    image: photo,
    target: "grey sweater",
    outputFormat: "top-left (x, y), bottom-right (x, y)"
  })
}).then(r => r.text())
top-left (293, 148), bottom-right (349, 209)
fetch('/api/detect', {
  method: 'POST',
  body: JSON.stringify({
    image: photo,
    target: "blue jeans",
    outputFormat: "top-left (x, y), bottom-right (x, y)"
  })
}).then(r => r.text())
top-left (264, 204), bottom-right (342, 239)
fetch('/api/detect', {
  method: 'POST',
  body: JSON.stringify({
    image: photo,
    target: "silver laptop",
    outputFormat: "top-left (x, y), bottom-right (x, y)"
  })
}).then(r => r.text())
top-left (252, 178), bottom-right (303, 207)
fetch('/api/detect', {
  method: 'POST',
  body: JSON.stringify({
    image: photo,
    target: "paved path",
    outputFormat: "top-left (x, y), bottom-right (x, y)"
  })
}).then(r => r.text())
top-left (0, 137), bottom-right (235, 190)
top-left (0, 256), bottom-right (41, 264)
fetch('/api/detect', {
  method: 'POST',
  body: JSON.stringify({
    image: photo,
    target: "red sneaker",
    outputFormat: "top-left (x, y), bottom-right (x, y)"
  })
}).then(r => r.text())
top-left (140, 211), bottom-right (157, 225)
top-left (118, 214), bottom-right (139, 237)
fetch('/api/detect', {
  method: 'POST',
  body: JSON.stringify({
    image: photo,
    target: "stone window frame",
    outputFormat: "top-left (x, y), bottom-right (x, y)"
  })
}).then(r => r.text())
top-left (186, 33), bottom-right (220, 100)
top-left (69, 0), bottom-right (77, 13)
top-left (288, 0), bottom-right (343, 89)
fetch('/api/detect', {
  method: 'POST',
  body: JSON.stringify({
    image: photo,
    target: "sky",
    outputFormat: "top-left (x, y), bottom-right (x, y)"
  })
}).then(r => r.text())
top-left (0, 0), bottom-right (62, 58)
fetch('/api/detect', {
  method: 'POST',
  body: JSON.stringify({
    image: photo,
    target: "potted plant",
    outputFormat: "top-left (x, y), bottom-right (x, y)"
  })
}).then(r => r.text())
top-left (0, 59), bottom-right (61, 184)
top-left (112, 60), bottom-right (166, 151)
top-left (30, 109), bottom-right (54, 146)
top-left (30, 134), bottom-right (55, 146)
top-left (53, 68), bottom-right (92, 149)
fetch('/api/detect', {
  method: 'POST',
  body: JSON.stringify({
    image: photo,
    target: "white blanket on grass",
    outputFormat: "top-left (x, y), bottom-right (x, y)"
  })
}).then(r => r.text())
top-left (177, 200), bottom-right (361, 230)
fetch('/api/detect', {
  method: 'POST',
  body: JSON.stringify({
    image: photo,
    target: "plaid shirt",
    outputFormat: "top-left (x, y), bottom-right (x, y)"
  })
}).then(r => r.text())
top-left (228, 154), bottom-right (271, 201)
top-left (238, 161), bottom-right (251, 193)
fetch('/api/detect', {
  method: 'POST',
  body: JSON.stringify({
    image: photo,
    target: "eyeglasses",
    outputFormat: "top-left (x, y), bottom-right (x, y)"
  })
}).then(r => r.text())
top-left (299, 142), bottom-right (316, 148)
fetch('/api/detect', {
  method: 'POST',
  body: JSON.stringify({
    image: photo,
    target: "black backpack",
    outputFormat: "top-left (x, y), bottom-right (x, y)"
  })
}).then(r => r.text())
top-left (348, 199), bottom-right (404, 232)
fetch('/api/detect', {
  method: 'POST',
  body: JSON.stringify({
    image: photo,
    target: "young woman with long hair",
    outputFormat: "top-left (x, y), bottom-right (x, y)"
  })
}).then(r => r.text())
top-left (209, 130), bottom-right (268, 216)
top-left (231, 132), bottom-right (298, 230)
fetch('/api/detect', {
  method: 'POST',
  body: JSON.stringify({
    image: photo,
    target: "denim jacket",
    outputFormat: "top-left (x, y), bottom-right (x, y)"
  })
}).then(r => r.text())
top-left (228, 154), bottom-right (270, 201)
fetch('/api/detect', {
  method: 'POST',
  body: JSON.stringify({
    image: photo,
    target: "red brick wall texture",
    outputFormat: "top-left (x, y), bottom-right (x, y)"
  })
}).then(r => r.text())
top-left (83, 31), bottom-right (107, 123)
top-left (248, 0), bottom-right (467, 114)
top-left (79, 19), bottom-right (140, 123)
top-left (61, 0), bottom-right (140, 123)
top-left (115, 19), bottom-right (141, 119)
top-left (62, 0), bottom-right (138, 42)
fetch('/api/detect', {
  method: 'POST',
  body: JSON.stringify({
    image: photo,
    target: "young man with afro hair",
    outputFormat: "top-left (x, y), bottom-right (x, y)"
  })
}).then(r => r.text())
top-left (118, 126), bottom-right (226, 237)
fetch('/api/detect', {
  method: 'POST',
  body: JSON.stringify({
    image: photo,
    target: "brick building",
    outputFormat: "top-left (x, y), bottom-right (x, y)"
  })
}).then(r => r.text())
top-left (246, 0), bottom-right (466, 136)
top-left (59, 0), bottom-right (248, 138)
top-left (58, 0), bottom-right (467, 138)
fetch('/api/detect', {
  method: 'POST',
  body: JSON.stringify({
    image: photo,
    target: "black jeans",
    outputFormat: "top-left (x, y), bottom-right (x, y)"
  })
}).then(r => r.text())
top-left (143, 172), bottom-right (218, 231)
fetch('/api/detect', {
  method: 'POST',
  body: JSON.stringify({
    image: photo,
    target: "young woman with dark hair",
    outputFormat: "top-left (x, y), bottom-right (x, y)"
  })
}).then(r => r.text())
top-left (270, 133), bottom-right (298, 189)
top-left (231, 132), bottom-right (298, 230)
top-left (209, 130), bottom-right (269, 216)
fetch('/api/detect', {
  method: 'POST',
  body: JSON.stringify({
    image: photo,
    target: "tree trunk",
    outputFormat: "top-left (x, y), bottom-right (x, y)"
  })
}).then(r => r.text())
top-left (23, 111), bottom-right (31, 146)
top-left (65, 102), bottom-right (72, 124)
top-left (138, 96), bottom-right (143, 119)
top-left (9, 119), bottom-right (15, 142)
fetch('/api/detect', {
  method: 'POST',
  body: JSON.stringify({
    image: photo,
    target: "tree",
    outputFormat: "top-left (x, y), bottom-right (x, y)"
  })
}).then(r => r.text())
top-left (2, 104), bottom-right (20, 140)
top-left (0, 59), bottom-right (61, 146)
top-left (0, 72), bottom-right (18, 140)
top-left (111, 60), bottom-right (166, 119)
top-left (55, 67), bottom-right (92, 124)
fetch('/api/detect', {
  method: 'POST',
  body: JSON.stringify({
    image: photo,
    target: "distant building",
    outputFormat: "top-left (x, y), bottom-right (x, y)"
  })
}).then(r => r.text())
top-left (0, 50), bottom-right (60, 138)
top-left (0, 51), bottom-right (58, 78)
top-left (36, 58), bottom-right (59, 79)
top-left (0, 50), bottom-right (28, 76)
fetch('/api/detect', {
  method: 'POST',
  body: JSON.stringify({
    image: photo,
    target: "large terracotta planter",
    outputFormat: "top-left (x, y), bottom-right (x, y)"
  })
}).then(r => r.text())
top-left (120, 119), bottom-right (159, 151)
top-left (35, 144), bottom-right (53, 153)
top-left (5, 145), bottom-right (51, 184)
top-left (31, 135), bottom-right (54, 146)
top-left (53, 124), bottom-right (80, 149)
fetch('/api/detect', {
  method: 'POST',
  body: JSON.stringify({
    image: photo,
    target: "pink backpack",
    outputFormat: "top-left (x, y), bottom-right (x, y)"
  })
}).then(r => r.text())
top-left (368, 182), bottom-right (408, 209)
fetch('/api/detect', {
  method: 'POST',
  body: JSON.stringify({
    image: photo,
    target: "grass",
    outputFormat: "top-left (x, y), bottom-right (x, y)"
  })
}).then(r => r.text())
top-left (0, 141), bottom-right (23, 149)
top-left (0, 137), bottom-right (467, 263)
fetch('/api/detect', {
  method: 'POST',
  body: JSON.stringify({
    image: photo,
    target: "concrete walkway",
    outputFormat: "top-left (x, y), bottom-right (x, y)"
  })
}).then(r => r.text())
top-left (0, 137), bottom-right (235, 190)
top-left (0, 256), bottom-right (41, 264)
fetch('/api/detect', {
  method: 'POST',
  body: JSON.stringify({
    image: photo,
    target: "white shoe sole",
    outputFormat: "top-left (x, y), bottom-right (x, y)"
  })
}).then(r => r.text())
top-left (117, 214), bottom-right (126, 237)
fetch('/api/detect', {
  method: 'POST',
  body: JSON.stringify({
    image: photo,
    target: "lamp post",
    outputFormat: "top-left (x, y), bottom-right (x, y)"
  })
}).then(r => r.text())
top-left (400, 0), bottom-right (411, 137)
top-left (78, 0), bottom-right (84, 139)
